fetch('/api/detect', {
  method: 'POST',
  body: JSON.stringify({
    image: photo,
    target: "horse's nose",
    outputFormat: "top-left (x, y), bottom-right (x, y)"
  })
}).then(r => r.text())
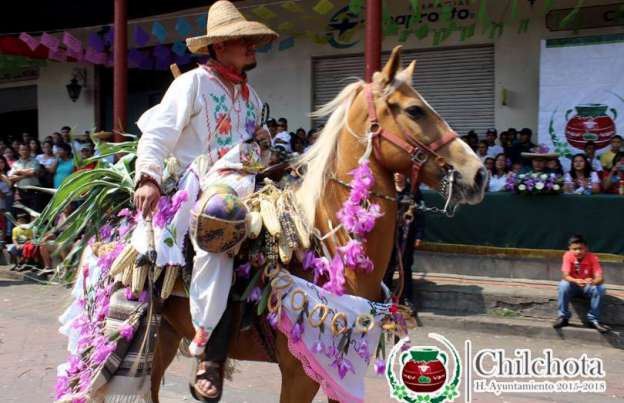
top-left (474, 167), bottom-right (488, 191)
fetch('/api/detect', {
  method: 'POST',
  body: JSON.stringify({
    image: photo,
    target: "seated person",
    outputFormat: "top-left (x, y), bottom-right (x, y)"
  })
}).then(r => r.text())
top-left (520, 146), bottom-right (559, 175)
top-left (601, 152), bottom-right (624, 194)
top-left (7, 213), bottom-right (33, 266)
top-left (563, 154), bottom-right (601, 194)
top-left (488, 153), bottom-right (509, 192)
top-left (553, 234), bottom-right (608, 333)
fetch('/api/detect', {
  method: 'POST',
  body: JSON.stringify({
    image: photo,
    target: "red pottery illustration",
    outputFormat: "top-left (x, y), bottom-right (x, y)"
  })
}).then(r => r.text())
top-left (400, 348), bottom-right (447, 393)
top-left (565, 104), bottom-right (617, 150)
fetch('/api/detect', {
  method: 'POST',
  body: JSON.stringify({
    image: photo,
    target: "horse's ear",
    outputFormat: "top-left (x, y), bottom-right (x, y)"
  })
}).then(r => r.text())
top-left (378, 45), bottom-right (402, 85)
top-left (401, 60), bottom-right (416, 82)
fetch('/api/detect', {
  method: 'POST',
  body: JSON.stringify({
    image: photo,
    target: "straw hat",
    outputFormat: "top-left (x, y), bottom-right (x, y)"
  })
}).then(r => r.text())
top-left (186, 0), bottom-right (278, 54)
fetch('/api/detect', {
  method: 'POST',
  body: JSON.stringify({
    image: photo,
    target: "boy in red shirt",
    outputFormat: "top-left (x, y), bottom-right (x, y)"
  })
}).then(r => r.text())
top-left (553, 234), bottom-right (608, 333)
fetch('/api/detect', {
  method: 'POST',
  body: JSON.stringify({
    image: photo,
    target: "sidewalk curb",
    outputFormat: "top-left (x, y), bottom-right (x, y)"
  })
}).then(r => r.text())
top-left (414, 312), bottom-right (624, 349)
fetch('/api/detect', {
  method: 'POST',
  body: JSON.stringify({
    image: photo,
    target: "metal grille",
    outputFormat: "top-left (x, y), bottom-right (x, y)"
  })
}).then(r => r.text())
top-left (312, 45), bottom-right (495, 136)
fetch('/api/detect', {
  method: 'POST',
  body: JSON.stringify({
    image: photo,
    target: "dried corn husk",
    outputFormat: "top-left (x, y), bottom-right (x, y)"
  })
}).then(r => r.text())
top-left (160, 266), bottom-right (179, 299)
top-left (260, 198), bottom-right (281, 237)
top-left (131, 265), bottom-right (148, 294)
top-left (122, 263), bottom-right (134, 286)
top-left (153, 266), bottom-right (164, 282)
top-left (246, 211), bottom-right (263, 239)
top-left (109, 244), bottom-right (138, 277)
top-left (278, 233), bottom-right (292, 264)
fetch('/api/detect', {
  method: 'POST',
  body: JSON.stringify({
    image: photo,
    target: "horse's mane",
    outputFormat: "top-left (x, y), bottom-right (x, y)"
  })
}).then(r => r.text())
top-left (294, 80), bottom-right (365, 225)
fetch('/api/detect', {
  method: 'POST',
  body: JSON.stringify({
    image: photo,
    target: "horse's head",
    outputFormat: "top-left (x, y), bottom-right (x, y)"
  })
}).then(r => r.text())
top-left (358, 46), bottom-right (487, 205)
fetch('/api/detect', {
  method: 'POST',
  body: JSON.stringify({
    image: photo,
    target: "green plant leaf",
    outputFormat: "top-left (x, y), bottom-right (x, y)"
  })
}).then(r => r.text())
top-left (240, 269), bottom-right (262, 301)
top-left (560, 0), bottom-right (583, 29)
top-left (256, 285), bottom-right (272, 315)
top-left (511, 0), bottom-right (518, 21)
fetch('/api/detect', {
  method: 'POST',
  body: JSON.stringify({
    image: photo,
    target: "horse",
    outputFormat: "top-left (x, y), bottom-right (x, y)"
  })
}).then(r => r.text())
top-left (150, 46), bottom-right (487, 403)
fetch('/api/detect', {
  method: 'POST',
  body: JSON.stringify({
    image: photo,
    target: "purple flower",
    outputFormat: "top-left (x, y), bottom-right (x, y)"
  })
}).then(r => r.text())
top-left (331, 356), bottom-right (355, 379)
top-left (138, 290), bottom-right (149, 304)
top-left (97, 242), bottom-right (124, 273)
top-left (355, 339), bottom-right (370, 360)
top-left (171, 190), bottom-right (189, 213)
top-left (235, 262), bottom-right (251, 279)
top-left (246, 287), bottom-right (262, 303)
top-left (99, 224), bottom-right (113, 241)
top-left (312, 339), bottom-right (325, 354)
top-left (374, 358), bottom-right (386, 375)
top-left (267, 312), bottom-right (279, 329)
top-left (124, 287), bottom-right (134, 300)
top-left (153, 196), bottom-right (171, 228)
top-left (303, 250), bottom-right (316, 271)
top-left (91, 341), bottom-right (116, 365)
top-left (312, 256), bottom-right (329, 284)
top-left (119, 323), bottom-right (134, 341)
top-left (325, 343), bottom-right (338, 359)
top-left (245, 119), bottom-right (256, 137)
top-left (338, 239), bottom-right (375, 273)
top-left (290, 322), bottom-right (304, 342)
top-left (400, 342), bottom-right (412, 352)
top-left (118, 222), bottom-right (131, 238)
top-left (117, 208), bottom-right (131, 218)
top-left (54, 375), bottom-right (70, 399)
top-left (349, 162), bottom-right (374, 190)
top-left (322, 254), bottom-right (345, 296)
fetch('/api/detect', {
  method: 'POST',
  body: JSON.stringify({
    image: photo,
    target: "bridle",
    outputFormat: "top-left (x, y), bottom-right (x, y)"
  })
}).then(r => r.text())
top-left (364, 83), bottom-right (457, 192)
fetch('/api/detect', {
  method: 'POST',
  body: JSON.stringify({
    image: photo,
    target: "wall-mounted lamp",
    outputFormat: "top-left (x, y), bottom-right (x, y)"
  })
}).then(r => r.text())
top-left (66, 68), bottom-right (87, 102)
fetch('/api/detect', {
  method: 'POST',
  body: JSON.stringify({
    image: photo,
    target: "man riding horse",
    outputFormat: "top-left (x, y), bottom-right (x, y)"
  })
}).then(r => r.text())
top-left (133, 1), bottom-right (277, 400)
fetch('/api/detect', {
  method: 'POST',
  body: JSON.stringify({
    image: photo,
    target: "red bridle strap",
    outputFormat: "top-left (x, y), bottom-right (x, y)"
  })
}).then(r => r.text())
top-left (364, 84), bottom-right (457, 188)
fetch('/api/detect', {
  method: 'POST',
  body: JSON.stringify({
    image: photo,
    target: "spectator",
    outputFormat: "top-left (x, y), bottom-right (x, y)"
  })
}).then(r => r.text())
top-left (383, 174), bottom-right (425, 313)
top-left (600, 135), bottom-right (623, 170)
top-left (22, 132), bottom-right (33, 144)
top-left (266, 119), bottom-right (278, 137)
top-left (485, 129), bottom-right (503, 157)
top-left (37, 140), bottom-right (57, 189)
top-left (488, 153), bottom-right (509, 192)
top-left (466, 130), bottom-right (479, 151)
top-left (499, 130), bottom-right (513, 156)
top-left (76, 144), bottom-right (97, 171)
top-left (3, 147), bottom-right (17, 168)
top-left (477, 140), bottom-right (489, 162)
top-left (10, 139), bottom-right (22, 153)
top-left (0, 139), bottom-right (6, 155)
top-left (484, 157), bottom-right (494, 173)
top-left (7, 213), bottom-right (32, 267)
top-left (51, 132), bottom-right (64, 155)
top-left (272, 118), bottom-right (292, 153)
top-left (507, 128), bottom-right (518, 144)
top-left (51, 142), bottom-right (74, 189)
top-left (583, 141), bottom-right (602, 173)
top-left (0, 156), bottom-right (13, 242)
top-left (601, 152), bottom-right (624, 194)
top-left (291, 130), bottom-right (306, 154)
top-left (511, 161), bottom-right (523, 174)
top-left (563, 154), bottom-right (601, 194)
top-left (509, 128), bottom-right (536, 167)
top-left (39, 202), bottom-right (77, 275)
top-left (546, 158), bottom-right (565, 176)
top-left (307, 128), bottom-right (320, 147)
top-left (8, 144), bottom-right (41, 211)
top-left (520, 146), bottom-right (558, 175)
top-left (553, 234), bottom-right (607, 333)
top-left (60, 126), bottom-right (72, 144)
top-left (28, 138), bottom-right (42, 158)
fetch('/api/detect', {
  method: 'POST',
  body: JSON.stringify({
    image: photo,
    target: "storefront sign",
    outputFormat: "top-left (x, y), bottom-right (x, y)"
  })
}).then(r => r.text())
top-left (546, 3), bottom-right (624, 31)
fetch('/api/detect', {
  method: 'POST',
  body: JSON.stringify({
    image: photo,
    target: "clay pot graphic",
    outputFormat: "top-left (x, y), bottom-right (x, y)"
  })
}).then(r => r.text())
top-left (401, 348), bottom-right (447, 393)
top-left (565, 104), bottom-right (617, 151)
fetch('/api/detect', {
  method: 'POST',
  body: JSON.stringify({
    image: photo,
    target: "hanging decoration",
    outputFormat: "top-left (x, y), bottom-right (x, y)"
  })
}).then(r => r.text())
top-left (252, 5), bottom-right (277, 20)
top-left (171, 41), bottom-right (187, 56)
top-left (282, 1), bottom-right (304, 14)
top-left (104, 28), bottom-right (114, 48)
top-left (196, 14), bottom-right (208, 32)
top-left (87, 32), bottom-right (104, 52)
top-left (175, 17), bottom-right (192, 38)
top-left (62, 32), bottom-right (82, 53)
top-left (278, 37), bottom-right (295, 51)
top-left (313, 0), bottom-right (335, 16)
top-left (40, 32), bottom-right (60, 52)
top-left (151, 21), bottom-right (167, 43)
top-left (48, 49), bottom-right (67, 62)
top-left (18, 32), bottom-right (40, 51)
top-left (348, 0), bottom-right (364, 15)
top-left (67, 48), bottom-right (84, 62)
top-left (133, 26), bottom-right (150, 47)
top-left (84, 47), bottom-right (107, 65)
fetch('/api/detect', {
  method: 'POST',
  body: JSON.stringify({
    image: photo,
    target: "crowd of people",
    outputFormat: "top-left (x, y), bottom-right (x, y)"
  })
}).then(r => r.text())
top-left (464, 128), bottom-right (624, 194)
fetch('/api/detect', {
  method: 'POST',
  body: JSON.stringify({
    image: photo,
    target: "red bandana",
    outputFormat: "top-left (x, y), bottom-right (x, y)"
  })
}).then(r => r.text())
top-left (205, 61), bottom-right (249, 101)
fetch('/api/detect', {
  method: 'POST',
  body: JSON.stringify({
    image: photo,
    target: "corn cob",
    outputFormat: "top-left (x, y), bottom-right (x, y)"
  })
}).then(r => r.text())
top-left (109, 244), bottom-right (138, 277)
top-left (278, 233), bottom-right (292, 264)
top-left (264, 231), bottom-right (279, 265)
top-left (284, 192), bottom-right (311, 249)
top-left (131, 264), bottom-right (149, 294)
top-left (160, 265), bottom-right (179, 299)
top-left (153, 266), bottom-right (164, 282)
top-left (246, 211), bottom-right (263, 239)
top-left (121, 263), bottom-right (134, 286)
top-left (260, 198), bottom-right (281, 237)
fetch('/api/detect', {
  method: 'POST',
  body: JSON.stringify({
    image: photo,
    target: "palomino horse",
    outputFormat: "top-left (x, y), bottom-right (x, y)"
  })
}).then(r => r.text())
top-left (151, 46), bottom-right (487, 402)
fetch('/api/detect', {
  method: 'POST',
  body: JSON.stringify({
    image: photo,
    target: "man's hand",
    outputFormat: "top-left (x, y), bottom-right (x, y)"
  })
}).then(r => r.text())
top-left (134, 181), bottom-right (161, 218)
top-left (414, 239), bottom-right (422, 248)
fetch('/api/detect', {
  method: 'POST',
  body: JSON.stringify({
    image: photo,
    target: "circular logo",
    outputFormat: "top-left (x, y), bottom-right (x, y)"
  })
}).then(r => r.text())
top-left (326, 6), bottom-right (362, 49)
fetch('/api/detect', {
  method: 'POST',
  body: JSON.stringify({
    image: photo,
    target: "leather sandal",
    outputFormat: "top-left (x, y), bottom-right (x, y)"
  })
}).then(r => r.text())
top-left (189, 359), bottom-right (224, 402)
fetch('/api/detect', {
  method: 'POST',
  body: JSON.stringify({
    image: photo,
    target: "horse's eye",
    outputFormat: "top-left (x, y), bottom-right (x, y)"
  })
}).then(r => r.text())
top-left (405, 105), bottom-right (425, 120)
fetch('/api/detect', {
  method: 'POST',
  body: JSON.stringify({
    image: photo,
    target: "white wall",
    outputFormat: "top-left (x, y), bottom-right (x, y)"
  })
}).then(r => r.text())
top-left (36, 62), bottom-right (96, 137)
top-left (249, 0), bottom-right (623, 134)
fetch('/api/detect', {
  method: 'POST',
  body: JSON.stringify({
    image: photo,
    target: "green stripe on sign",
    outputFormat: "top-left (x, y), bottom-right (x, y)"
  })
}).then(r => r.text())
top-left (546, 33), bottom-right (624, 48)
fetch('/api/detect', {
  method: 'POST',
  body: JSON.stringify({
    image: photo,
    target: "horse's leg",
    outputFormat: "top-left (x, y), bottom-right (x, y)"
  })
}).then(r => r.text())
top-left (275, 332), bottom-right (320, 403)
top-left (151, 318), bottom-right (182, 403)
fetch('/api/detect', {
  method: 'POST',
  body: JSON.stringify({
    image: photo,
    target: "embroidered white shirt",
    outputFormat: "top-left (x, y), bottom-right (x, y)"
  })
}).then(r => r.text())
top-left (135, 66), bottom-right (263, 186)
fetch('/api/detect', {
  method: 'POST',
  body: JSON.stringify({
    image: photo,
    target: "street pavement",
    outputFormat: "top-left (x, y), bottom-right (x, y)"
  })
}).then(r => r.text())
top-left (1, 278), bottom-right (623, 403)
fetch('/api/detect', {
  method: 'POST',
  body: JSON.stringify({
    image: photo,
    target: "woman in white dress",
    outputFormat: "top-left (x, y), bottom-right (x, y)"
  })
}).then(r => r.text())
top-left (488, 153), bottom-right (509, 192)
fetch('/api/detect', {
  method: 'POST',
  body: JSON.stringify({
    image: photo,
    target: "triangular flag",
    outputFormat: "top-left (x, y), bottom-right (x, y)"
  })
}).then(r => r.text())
top-left (152, 21), bottom-right (167, 43)
top-left (172, 41), bottom-right (187, 56)
top-left (196, 15), bottom-right (208, 33)
top-left (67, 48), bottom-right (84, 61)
top-left (40, 32), bottom-right (60, 52)
top-left (278, 37), bottom-right (295, 51)
top-left (62, 32), bottom-right (82, 53)
top-left (104, 28), bottom-right (114, 46)
top-left (348, 0), bottom-right (364, 15)
top-left (128, 49), bottom-right (147, 68)
top-left (176, 17), bottom-right (192, 37)
top-left (153, 44), bottom-right (171, 60)
top-left (313, 0), bottom-right (334, 15)
top-left (85, 48), bottom-right (107, 65)
top-left (282, 1), bottom-right (304, 14)
top-left (252, 5), bottom-right (277, 20)
top-left (18, 32), bottom-right (40, 51)
top-left (49, 48), bottom-right (67, 62)
top-left (133, 26), bottom-right (150, 47)
top-left (88, 32), bottom-right (104, 52)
